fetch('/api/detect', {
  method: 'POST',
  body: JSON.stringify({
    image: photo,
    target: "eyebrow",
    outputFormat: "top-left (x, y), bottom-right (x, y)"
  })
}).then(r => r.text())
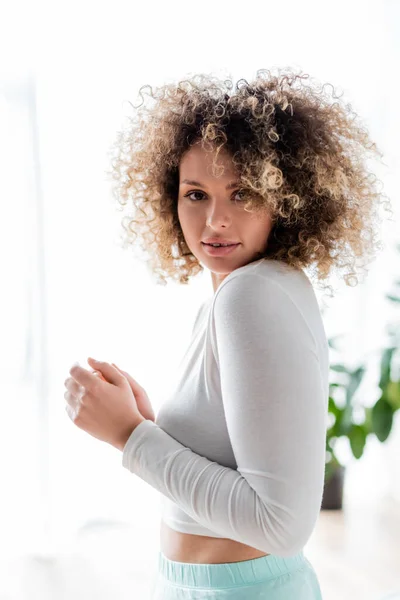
top-left (180, 179), bottom-right (241, 190)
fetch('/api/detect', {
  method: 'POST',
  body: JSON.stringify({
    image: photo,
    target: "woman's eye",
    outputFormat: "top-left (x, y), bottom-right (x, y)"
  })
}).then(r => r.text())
top-left (184, 190), bottom-right (246, 202)
top-left (185, 191), bottom-right (204, 201)
top-left (235, 190), bottom-right (246, 201)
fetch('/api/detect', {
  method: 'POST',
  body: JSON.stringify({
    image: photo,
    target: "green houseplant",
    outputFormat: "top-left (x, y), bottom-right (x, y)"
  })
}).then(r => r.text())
top-left (321, 244), bottom-right (400, 510)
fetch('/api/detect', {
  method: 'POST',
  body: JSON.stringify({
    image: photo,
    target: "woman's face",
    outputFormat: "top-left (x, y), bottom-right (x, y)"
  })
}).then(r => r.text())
top-left (177, 141), bottom-right (274, 292)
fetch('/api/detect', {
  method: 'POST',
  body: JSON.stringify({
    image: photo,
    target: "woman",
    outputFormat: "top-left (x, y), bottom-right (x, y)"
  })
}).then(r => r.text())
top-left (91, 68), bottom-right (390, 598)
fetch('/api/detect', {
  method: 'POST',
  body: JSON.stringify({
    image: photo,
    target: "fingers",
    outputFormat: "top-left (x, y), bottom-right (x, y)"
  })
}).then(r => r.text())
top-left (69, 364), bottom-right (99, 389)
top-left (64, 366), bottom-right (95, 421)
top-left (65, 402), bottom-right (76, 421)
top-left (111, 364), bottom-right (129, 379)
top-left (64, 376), bottom-right (82, 396)
top-left (64, 385), bottom-right (83, 416)
top-left (93, 371), bottom-right (107, 382)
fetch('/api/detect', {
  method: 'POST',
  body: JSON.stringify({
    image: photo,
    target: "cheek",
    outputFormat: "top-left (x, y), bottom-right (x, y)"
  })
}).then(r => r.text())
top-left (177, 205), bottom-right (197, 239)
top-left (177, 203), bottom-right (186, 228)
top-left (178, 202), bottom-right (200, 223)
top-left (177, 204), bottom-right (188, 228)
top-left (251, 214), bottom-right (274, 241)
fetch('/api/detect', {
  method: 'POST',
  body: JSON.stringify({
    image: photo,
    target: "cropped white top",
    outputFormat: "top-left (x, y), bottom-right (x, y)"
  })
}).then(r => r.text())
top-left (122, 257), bottom-right (329, 557)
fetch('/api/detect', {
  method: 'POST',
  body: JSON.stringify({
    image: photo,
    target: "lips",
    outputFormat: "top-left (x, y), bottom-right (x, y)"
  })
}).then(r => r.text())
top-left (201, 242), bottom-right (240, 256)
top-left (202, 238), bottom-right (239, 245)
top-left (202, 242), bottom-right (238, 247)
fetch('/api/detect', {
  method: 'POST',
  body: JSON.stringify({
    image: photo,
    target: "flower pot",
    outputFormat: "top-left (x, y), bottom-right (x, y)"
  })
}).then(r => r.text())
top-left (321, 465), bottom-right (346, 510)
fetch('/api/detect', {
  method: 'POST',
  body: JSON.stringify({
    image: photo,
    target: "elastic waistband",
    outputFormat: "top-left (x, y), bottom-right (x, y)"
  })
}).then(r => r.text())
top-left (158, 549), bottom-right (307, 589)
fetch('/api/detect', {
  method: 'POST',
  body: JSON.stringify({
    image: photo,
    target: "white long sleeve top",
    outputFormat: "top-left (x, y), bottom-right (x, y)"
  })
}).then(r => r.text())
top-left (122, 257), bottom-right (330, 557)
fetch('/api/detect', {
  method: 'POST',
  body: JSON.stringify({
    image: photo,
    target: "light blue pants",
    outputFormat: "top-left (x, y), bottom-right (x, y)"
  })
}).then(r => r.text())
top-left (150, 549), bottom-right (323, 599)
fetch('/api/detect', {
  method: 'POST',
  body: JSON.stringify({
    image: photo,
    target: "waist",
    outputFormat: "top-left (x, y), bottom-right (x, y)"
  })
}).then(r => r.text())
top-left (160, 519), bottom-right (270, 564)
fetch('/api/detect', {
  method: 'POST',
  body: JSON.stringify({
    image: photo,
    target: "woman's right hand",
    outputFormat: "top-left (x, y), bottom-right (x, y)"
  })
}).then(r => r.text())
top-left (92, 365), bottom-right (156, 423)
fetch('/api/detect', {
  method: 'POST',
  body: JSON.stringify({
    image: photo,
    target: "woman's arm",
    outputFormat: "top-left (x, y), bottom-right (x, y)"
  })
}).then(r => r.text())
top-left (122, 273), bottom-right (327, 557)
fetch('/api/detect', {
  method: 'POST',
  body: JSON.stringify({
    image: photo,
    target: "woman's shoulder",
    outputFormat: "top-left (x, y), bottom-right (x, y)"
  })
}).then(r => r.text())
top-left (214, 258), bottom-right (313, 303)
top-left (210, 258), bottom-right (324, 358)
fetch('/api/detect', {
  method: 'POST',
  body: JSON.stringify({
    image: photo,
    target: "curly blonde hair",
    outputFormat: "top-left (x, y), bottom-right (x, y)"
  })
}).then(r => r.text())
top-left (106, 67), bottom-right (392, 295)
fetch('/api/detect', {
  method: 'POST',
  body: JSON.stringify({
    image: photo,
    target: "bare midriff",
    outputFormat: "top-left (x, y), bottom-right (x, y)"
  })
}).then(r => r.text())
top-left (160, 520), bottom-right (270, 564)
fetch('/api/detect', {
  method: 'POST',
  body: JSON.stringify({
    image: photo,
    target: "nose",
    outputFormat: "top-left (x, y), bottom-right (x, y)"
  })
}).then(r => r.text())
top-left (205, 199), bottom-right (235, 228)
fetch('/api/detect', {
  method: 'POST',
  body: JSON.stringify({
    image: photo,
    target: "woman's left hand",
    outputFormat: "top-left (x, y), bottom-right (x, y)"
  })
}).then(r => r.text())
top-left (64, 357), bottom-right (145, 451)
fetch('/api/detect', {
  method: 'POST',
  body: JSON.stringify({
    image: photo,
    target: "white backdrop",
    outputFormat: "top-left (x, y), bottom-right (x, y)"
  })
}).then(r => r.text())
top-left (1, 0), bottom-right (399, 564)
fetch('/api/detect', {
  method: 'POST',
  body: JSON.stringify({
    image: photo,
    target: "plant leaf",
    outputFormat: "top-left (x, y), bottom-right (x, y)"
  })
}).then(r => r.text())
top-left (371, 395), bottom-right (394, 442)
top-left (348, 424), bottom-right (367, 459)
